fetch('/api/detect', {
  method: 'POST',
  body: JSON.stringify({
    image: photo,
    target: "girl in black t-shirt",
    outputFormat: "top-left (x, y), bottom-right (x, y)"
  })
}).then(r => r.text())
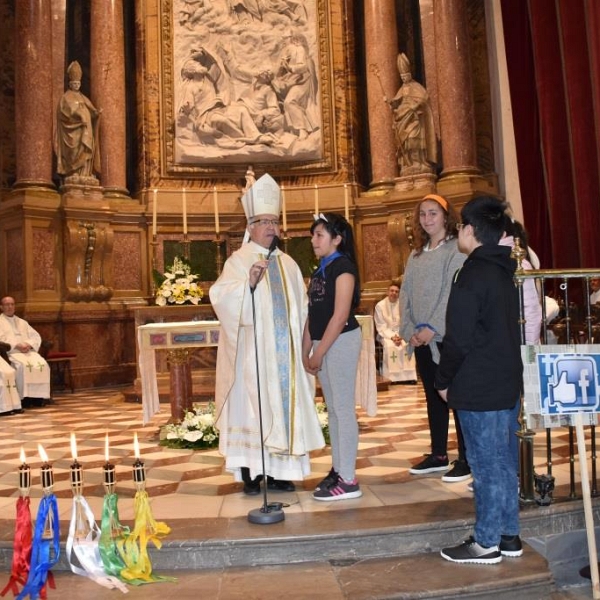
top-left (302, 213), bottom-right (363, 502)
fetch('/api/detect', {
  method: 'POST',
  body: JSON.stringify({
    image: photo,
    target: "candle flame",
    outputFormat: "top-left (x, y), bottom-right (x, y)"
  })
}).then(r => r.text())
top-left (20, 447), bottom-right (26, 464)
top-left (133, 432), bottom-right (140, 459)
top-left (105, 432), bottom-right (110, 462)
top-left (38, 444), bottom-right (48, 463)
top-left (70, 432), bottom-right (78, 461)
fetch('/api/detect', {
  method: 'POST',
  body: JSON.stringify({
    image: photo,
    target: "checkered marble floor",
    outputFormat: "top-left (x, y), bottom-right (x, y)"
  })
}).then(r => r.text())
top-left (0, 384), bottom-right (591, 521)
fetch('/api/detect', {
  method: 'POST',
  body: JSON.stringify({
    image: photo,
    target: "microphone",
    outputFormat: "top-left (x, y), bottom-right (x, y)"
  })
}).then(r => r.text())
top-left (266, 235), bottom-right (280, 260)
top-left (250, 236), bottom-right (280, 294)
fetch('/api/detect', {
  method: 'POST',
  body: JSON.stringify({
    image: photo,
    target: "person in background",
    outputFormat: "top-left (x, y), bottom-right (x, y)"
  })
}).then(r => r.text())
top-left (399, 194), bottom-right (470, 483)
top-left (303, 212), bottom-right (363, 501)
top-left (590, 278), bottom-right (600, 305)
top-left (0, 297), bottom-right (50, 407)
top-left (210, 174), bottom-right (324, 495)
top-left (437, 195), bottom-right (523, 564)
top-left (374, 281), bottom-right (416, 383)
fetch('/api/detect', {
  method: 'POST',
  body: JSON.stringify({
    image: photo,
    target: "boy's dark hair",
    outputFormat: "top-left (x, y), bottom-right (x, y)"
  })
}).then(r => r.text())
top-left (461, 196), bottom-right (508, 246)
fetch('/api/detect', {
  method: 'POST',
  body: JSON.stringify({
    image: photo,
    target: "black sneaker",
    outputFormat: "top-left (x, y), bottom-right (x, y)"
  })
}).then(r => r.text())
top-left (409, 454), bottom-right (449, 475)
top-left (441, 459), bottom-right (471, 483)
top-left (266, 477), bottom-right (295, 492)
top-left (313, 477), bottom-right (362, 502)
top-left (440, 536), bottom-right (502, 564)
top-left (499, 535), bottom-right (523, 557)
top-left (314, 467), bottom-right (339, 492)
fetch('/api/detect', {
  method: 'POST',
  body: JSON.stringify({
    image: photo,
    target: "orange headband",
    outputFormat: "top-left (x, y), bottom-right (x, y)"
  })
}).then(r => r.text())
top-left (422, 193), bottom-right (449, 212)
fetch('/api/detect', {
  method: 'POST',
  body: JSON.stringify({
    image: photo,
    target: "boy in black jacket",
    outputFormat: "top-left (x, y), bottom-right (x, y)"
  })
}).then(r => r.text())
top-left (435, 195), bottom-right (523, 564)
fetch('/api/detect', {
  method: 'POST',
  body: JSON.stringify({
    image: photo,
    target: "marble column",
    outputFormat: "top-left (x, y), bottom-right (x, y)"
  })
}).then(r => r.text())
top-left (90, 0), bottom-right (128, 197)
top-left (14, 0), bottom-right (54, 188)
top-left (434, 0), bottom-right (479, 178)
top-left (167, 349), bottom-right (192, 421)
top-left (364, 0), bottom-right (399, 189)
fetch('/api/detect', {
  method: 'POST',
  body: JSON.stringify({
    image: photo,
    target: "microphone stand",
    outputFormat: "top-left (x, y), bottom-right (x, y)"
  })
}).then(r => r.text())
top-left (247, 241), bottom-right (285, 525)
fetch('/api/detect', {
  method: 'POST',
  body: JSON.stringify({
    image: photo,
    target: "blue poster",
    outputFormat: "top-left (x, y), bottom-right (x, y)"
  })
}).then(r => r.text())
top-left (537, 353), bottom-right (600, 414)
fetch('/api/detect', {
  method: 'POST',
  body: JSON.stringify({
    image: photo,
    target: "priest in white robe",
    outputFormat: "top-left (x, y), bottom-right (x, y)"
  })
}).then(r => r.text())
top-left (0, 297), bottom-right (50, 402)
top-left (209, 174), bottom-right (324, 493)
top-left (0, 348), bottom-right (20, 414)
top-left (374, 282), bottom-right (417, 383)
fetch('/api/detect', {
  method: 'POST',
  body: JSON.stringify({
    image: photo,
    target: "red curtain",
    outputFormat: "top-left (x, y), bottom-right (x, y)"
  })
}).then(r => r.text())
top-left (501, 0), bottom-right (600, 268)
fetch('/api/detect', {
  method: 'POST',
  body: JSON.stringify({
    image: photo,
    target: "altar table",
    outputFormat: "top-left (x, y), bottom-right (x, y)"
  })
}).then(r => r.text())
top-left (138, 316), bottom-right (378, 424)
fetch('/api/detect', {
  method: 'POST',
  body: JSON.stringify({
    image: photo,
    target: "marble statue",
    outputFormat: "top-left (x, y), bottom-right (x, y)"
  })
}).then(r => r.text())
top-left (55, 61), bottom-right (102, 183)
top-left (388, 53), bottom-right (437, 176)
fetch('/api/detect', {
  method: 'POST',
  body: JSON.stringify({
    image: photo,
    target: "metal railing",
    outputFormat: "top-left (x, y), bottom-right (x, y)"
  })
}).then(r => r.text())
top-left (513, 248), bottom-right (600, 505)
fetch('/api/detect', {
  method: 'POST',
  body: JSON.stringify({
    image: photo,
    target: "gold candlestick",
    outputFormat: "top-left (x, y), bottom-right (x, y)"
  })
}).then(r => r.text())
top-left (182, 233), bottom-right (190, 260)
top-left (150, 234), bottom-right (159, 296)
top-left (282, 232), bottom-right (289, 254)
top-left (214, 234), bottom-right (224, 276)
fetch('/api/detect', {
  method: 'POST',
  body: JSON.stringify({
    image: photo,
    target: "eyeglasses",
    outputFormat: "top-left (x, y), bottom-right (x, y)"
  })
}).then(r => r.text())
top-left (250, 218), bottom-right (280, 227)
top-left (456, 222), bottom-right (467, 230)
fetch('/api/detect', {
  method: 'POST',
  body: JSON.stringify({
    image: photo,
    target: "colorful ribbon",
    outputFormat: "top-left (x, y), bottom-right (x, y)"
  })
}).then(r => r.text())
top-left (17, 494), bottom-right (59, 600)
top-left (117, 490), bottom-right (174, 584)
top-left (99, 493), bottom-right (129, 581)
top-left (66, 494), bottom-right (128, 593)
top-left (1, 497), bottom-right (32, 597)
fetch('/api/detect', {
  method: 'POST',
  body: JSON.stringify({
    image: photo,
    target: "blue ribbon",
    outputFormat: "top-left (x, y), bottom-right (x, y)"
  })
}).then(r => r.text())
top-left (17, 494), bottom-right (60, 600)
top-left (314, 251), bottom-right (342, 279)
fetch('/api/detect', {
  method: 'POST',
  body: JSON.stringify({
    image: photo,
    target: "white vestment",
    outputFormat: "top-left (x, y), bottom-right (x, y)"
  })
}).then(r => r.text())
top-left (0, 314), bottom-right (50, 400)
top-left (374, 297), bottom-right (416, 382)
top-left (209, 241), bottom-right (325, 482)
top-left (0, 358), bottom-right (20, 412)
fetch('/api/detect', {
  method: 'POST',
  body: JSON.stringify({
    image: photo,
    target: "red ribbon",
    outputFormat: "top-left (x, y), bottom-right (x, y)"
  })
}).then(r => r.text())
top-left (1, 497), bottom-right (32, 597)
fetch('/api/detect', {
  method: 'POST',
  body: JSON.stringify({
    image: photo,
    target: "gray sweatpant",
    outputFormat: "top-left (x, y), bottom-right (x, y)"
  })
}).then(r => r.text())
top-left (314, 327), bottom-right (362, 482)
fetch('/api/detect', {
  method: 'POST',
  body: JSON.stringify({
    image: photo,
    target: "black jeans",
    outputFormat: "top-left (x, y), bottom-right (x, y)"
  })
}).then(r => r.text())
top-left (414, 344), bottom-right (467, 462)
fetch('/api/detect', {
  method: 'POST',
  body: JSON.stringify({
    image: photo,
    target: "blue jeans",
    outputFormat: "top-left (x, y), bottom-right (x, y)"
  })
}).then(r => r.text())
top-left (457, 408), bottom-right (520, 548)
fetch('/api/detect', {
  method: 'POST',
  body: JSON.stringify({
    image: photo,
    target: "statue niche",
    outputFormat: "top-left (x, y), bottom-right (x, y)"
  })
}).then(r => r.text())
top-left (54, 61), bottom-right (102, 187)
top-left (387, 54), bottom-right (437, 186)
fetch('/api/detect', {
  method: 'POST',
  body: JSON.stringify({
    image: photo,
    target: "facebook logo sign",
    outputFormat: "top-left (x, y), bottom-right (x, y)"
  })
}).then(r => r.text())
top-left (537, 354), bottom-right (600, 414)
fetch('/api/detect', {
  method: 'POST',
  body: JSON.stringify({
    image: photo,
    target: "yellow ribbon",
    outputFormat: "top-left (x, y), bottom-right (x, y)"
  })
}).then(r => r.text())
top-left (117, 490), bottom-right (174, 584)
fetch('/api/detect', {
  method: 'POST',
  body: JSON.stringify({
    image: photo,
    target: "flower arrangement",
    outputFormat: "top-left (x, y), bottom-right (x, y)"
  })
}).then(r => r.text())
top-left (154, 256), bottom-right (203, 306)
top-left (159, 401), bottom-right (330, 451)
top-left (159, 403), bottom-right (219, 450)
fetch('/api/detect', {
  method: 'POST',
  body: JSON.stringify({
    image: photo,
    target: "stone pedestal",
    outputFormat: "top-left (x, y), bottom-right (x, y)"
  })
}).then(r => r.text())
top-left (61, 184), bottom-right (114, 302)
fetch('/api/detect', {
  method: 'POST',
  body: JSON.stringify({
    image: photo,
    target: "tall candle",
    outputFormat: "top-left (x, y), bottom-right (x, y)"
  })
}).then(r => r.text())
top-left (38, 444), bottom-right (53, 491)
top-left (182, 188), bottom-right (188, 234)
top-left (104, 432), bottom-right (115, 491)
top-left (314, 184), bottom-right (319, 215)
top-left (344, 184), bottom-right (349, 221)
top-left (70, 433), bottom-right (83, 492)
top-left (132, 432), bottom-right (146, 486)
top-left (152, 189), bottom-right (158, 236)
top-left (19, 447), bottom-right (30, 493)
top-left (213, 186), bottom-right (220, 235)
top-left (281, 185), bottom-right (287, 231)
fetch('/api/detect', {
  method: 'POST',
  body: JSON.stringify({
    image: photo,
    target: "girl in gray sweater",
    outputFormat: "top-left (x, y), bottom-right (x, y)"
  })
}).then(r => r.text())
top-left (399, 194), bottom-right (470, 482)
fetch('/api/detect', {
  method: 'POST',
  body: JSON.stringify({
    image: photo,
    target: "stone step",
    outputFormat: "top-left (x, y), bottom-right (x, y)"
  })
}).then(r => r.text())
top-left (1, 492), bottom-right (594, 578)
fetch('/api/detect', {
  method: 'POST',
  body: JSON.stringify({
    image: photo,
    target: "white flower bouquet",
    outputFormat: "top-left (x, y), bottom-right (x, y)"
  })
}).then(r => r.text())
top-left (154, 256), bottom-right (203, 306)
top-left (159, 403), bottom-right (219, 450)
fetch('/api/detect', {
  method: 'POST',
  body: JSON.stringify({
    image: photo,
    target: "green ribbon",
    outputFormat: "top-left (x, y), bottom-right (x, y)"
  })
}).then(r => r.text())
top-left (98, 493), bottom-right (129, 581)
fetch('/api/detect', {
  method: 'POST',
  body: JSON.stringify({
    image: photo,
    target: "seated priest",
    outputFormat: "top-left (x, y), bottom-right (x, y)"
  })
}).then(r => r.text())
top-left (0, 297), bottom-right (50, 406)
top-left (0, 343), bottom-right (20, 415)
top-left (374, 281), bottom-right (417, 383)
